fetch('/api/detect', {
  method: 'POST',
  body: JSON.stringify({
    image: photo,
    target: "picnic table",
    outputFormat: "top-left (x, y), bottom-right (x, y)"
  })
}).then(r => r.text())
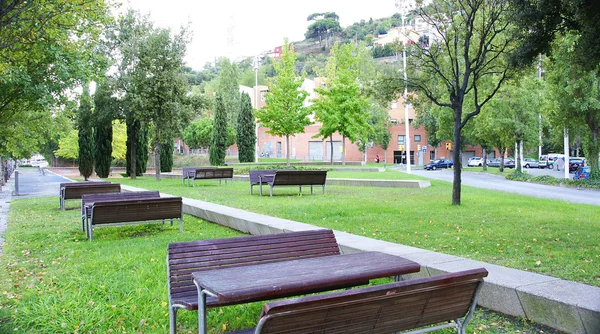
top-left (192, 251), bottom-right (420, 334)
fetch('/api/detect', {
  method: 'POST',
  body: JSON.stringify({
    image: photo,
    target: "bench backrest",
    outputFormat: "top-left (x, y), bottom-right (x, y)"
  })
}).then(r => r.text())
top-left (272, 170), bottom-right (327, 186)
top-left (61, 182), bottom-right (120, 200)
top-left (82, 191), bottom-right (160, 213)
top-left (255, 268), bottom-right (488, 334)
top-left (90, 197), bottom-right (182, 225)
top-left (167, 229), bottom-right (340, 305)
top-left (249, 170), bottom-right (276, 185)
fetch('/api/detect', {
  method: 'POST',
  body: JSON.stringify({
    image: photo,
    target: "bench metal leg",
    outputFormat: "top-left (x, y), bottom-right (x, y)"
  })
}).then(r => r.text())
top-left (260, 183), bottom-right (263, 196)
top-left (322, 185), bottom-right (325, 194)
top-left (169, 306), bottom-right (178, 334)
top-left (270, 185), bottom-right (273, 197)
top-left (179, 217), bottom-right (183, 232)
top-left (310, 185), bottom-right (313, 194)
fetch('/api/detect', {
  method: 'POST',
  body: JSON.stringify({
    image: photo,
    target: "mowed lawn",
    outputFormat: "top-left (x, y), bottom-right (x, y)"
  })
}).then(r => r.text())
top-left (114, 170), bottom-right (599, 287)
top-left (0, 170), bottom-right (578, 333)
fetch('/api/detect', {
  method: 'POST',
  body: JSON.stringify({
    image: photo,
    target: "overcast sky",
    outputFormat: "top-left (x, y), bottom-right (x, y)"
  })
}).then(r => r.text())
top-left (123, 0), bottom-right (399, 69)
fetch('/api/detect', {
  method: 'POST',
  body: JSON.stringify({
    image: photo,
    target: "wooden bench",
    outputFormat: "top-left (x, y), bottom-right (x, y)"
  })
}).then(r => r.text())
top-left (248, 169), bottom-right (276, 195)
top-left (227, 268), bottom-right (488, 334)
top-left (59, 181), bottom-right (120, 210)
top-left (260, 170), bottom-right (327, 196)
top-left (167, 229), bottom-right (340, 334)
top-left (182, 167), bottom-right (234, 187)
top-left (87, 196), bottom-right (183, 241)
top-left (81, 191), bottom-right (160, 235)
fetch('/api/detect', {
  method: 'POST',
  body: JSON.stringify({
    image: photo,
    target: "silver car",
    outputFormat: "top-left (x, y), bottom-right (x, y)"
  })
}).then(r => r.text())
top-left (523, 158), bottom-right (539, 168)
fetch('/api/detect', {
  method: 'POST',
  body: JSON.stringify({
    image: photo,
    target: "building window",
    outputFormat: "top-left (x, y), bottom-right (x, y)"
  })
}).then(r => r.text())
top-left (397, 135), bottom-right (405, 145)
top-left (408, 118), bottom-right (413, 124)
top-left (430, 151), bottom-right (435, 160)
top-left (260, 91), bottom-right (266, 101)
top-left (391, 102), bottom-right (397, 109)
top-left (414, 135), bottom-right (421, 142)
top-left (391, 119), bottom-right (398, 125)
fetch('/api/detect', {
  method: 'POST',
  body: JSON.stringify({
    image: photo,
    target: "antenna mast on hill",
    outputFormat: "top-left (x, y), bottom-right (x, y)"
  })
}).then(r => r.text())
top-left (227, 14), bottom-right (239, 61)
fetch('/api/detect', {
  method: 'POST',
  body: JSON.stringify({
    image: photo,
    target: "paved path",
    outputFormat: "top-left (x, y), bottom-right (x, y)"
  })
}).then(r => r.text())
top-left (0, 168), bottom-right (71, 255)
top-left (389, 165), bottom-right (600, 206)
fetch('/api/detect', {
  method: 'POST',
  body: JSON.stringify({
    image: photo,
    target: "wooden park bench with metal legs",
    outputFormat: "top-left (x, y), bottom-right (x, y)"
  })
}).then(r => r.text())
top-left (259, 170), bottom-right (328, 196)
top-left (166, 229), bottom-right (341, 334)
top-left (227, 268), bottom-right (488, 334)
top-left (86, 196), bottom-right (183, 241)
top-left (81, 191), bottom-right (160, 236)
top-left (59, 181), bottom-right (120, 210)
top-left (182, 167), bottom-right (234, 187)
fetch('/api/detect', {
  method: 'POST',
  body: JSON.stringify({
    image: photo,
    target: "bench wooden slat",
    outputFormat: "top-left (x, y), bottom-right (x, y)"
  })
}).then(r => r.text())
top-left (243, 268), bottom-right (488, 334)
top-left (167, 229), bottom-right (340, 334)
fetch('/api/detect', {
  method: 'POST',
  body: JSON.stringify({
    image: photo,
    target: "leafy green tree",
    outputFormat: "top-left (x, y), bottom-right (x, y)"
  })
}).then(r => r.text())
top-left (160, 139), bottom-right (174, 172)
top-left (112, 121), bottom-right (127, 160)
top-left (237, 93), bottom-right (256, 163)
top-left (78, 85), bottom-right (94, 180)
top-left (305, 12), bottom-right (342, 48)
top-left (312, 42), bottom-right (370, 166)
top-left (256, 39), bottom-right (311, 166)
top-left (0, 0), bottom-right (111, 180)
top-left (510, 0), bottom-right (600, 70)
top-left (109, 10), bottom-right (154, 179)
top-left (130, 27), bottom-right (191, 181)
top-left (210, 94), bottom-right (228, 166)
top-left (217, 58), bottom-right (241, 126)
top-left (54, 129), bottom-right (79, 160)
top-left (390, 0), bottom-right (517, 205)
top-left (93, 81), bottom-right (117, 178)
top-left (545, 33), bottom-right (600, 178)
top-left (183, 118), bottom-right (236, 150)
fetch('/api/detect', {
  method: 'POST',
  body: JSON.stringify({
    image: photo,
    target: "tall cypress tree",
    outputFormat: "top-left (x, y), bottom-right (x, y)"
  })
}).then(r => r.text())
top-left (78, 85), bottom-right (94, 180)
top-left (93, 81), bottom-right (115, 178)
top-left (236, 92), bottom-right (256, 163)
top-left (160, 139), bottom-right (174, 172)
top-left (210, 93), bottom-right (227, 166)
top-left (126, 114), bottom-right (148, 177)
top-left (94, 124), bottom-right (113, 178)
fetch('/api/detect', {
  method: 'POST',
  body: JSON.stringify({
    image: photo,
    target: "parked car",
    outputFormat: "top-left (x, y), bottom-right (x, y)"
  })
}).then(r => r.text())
top-left (467, 156), bottom-right (488, 167)
top-left (488, 158), bottom-right (515, 168)
top-left (424, 159), bottom-right (453, 170)
top-left (568, 158), bottom-right (585, 172)
top-left (573, 166), bottom-right (591, 180)
top-left (538, 157), bottom-right (548, 169)
top-left (523, 158), bottom-right (539, 168)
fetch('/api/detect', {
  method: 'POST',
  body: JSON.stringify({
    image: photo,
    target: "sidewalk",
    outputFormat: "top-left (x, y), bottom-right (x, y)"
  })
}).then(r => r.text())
top-left (0, 175), bottom-right (14, 255)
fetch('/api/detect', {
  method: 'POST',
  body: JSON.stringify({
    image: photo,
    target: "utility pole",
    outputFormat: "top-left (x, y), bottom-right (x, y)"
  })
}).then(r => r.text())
top-left (253, 56), bottom-right (260, 163)
top-left (396, 0), bottom-right (413, 173)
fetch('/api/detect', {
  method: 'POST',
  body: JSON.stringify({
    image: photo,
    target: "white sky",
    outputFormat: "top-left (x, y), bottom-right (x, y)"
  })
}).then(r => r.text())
top-left (122, 0), bottom-right (399, 69)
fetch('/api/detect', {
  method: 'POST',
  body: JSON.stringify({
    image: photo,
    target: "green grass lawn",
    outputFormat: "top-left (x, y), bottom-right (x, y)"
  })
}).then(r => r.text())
top-left (0, 196), bottom-right (562, 333)
top-left (113, 170), bottom-right (599, 288)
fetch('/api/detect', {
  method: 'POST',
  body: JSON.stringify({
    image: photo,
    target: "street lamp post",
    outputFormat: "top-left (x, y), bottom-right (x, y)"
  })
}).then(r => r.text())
top-left (396, 0), bottom-right (413, 173)
top-left (253, 56), bottom-right (259, 163)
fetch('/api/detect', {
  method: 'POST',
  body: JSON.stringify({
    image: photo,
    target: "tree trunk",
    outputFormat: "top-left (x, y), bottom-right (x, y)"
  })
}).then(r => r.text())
top-left (500, 148), bottom-right (506, 173)
top-left (451, 112), bottom-right (462, 205)
top-left (0, 157), bottom-right (4, 186)
top-left (342, 135), bottom-right (346, 166)
top-left (154, 140), bottom-right (161, 182)
top-left (588, 127), bottom-right (600, 179)
top-left (285, 135), bottom-right (290, 166)
top-left (519, 140), bottom-right (524, 172)
top-left (329, 135), bottom-right (334, 165)
top-left (482, 148), bottom-right (488, 171)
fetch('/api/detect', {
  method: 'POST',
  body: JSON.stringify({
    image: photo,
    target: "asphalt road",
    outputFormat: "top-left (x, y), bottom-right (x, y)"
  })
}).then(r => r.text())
top-left (13, 167), bottom-right (69, 198)
top-left (393, 166), bottom-right (600, 206)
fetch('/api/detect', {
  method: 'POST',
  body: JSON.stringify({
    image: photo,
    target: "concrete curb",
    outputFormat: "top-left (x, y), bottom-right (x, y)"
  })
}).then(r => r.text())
top-left (120, 183), bottom-right (599, 334)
